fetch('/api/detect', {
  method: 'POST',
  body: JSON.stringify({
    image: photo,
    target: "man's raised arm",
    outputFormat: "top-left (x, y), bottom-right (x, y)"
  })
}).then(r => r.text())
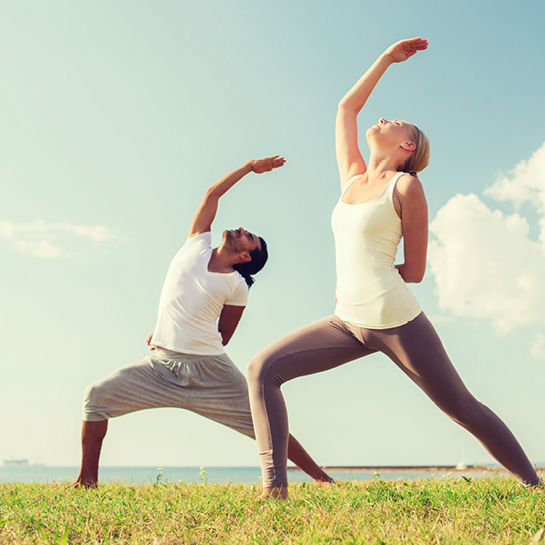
top-left (189, 156), bottom-right (285, 238)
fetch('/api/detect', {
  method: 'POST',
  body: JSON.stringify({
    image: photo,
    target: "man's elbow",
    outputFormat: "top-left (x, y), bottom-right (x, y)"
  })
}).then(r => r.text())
top-left (219, 330), bottom-right (233, 346)
top-left (203, 187), bottom-right (221, 201)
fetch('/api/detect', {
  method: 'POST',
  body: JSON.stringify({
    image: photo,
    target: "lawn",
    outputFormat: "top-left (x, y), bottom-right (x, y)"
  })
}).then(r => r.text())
top-left (1, 476), bottom-right (544, 544)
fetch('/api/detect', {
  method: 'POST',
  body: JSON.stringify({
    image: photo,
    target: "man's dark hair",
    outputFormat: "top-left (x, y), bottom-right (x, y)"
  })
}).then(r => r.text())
top-left (233, 237), bottom-right (268, 288)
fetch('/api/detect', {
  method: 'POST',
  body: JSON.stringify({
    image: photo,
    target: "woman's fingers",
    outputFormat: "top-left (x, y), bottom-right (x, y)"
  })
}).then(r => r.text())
top-left (386, 37), bottom-right (428, 63)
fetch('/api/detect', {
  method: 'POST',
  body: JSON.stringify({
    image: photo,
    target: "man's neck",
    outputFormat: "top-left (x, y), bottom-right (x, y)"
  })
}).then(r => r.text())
top-left (208, 247), bottom-right (235, 274)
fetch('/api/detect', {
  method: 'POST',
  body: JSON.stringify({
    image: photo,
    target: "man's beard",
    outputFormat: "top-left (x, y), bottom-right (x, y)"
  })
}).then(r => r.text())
top-left (224, 230), bottom-right (243, 252)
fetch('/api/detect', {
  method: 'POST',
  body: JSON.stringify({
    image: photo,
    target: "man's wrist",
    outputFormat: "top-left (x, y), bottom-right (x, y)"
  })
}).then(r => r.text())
top-left (243, 161), bottom-right (255, 173)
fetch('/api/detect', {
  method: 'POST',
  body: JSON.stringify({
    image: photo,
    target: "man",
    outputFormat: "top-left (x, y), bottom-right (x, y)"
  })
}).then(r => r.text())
top-left (74, 156), bottom-right (332, 487)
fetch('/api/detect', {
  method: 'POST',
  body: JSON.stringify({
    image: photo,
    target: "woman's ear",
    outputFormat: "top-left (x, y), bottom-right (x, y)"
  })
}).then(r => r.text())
top-left (401, 141), bottom-right (416, 151)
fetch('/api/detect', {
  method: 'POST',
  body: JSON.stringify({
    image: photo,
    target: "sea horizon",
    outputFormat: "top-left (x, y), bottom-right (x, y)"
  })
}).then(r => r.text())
top-left (2, 463), bottom-right (536, 485)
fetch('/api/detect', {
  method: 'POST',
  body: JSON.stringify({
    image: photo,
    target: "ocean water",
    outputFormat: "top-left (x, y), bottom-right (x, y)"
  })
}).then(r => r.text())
top-left (0, 466), bottom-right (501, 485)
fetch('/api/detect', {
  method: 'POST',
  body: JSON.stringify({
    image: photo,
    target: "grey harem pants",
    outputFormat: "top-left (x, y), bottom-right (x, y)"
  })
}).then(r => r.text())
top-left (83, 349), bottom-right (255, 438)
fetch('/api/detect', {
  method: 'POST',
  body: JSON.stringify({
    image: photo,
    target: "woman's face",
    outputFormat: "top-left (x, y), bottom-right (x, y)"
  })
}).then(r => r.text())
top-left (366, 118), bottom-right (414, 148)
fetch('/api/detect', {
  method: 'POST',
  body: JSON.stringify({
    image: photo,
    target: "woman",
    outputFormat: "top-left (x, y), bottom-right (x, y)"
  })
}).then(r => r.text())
top-left (247, 38), bottom-right (543, 499)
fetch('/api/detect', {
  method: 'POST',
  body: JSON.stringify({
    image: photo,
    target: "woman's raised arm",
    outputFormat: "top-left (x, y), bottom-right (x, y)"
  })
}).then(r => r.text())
top-left (336, 37), bottom-right (428, 186)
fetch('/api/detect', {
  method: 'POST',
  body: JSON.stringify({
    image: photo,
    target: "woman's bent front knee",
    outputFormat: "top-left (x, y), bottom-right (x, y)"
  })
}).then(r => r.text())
top-left (247, 346), bottom-right (290, 391)
top-left (246, 353), bottom-right (269, 387)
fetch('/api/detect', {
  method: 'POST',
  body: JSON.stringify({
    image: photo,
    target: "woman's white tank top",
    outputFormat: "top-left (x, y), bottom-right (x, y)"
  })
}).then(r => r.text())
top-left (331, 171), bottom-right (421, 329)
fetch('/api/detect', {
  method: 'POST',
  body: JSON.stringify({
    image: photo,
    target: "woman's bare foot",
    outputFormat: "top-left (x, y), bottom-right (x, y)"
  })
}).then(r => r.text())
top-left (259, 486), bottom-right (288, 500)
top-left (316, 479), bottom-right (334, 488)
top-left (312, 471), bottom-right (335, 485)
top-left (70, 476), bottom-right (98, 489)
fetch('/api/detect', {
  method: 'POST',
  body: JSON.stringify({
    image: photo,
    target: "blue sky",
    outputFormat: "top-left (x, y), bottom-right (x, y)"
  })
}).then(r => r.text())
top-left (1, 1), bottom-right (544, 470)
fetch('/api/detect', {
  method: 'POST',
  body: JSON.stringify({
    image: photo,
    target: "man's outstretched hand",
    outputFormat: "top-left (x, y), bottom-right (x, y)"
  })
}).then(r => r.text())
top-left (251, 155), bottom-right (286, 174)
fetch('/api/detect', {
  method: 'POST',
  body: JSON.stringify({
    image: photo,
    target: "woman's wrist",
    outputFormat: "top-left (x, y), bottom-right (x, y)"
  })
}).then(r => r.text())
top-left (379, 51), bottom-right (396, 67)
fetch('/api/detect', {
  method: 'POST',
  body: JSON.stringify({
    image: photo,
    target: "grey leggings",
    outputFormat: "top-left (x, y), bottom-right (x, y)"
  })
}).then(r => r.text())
top-left (247, 313), bottom-right (539, 488)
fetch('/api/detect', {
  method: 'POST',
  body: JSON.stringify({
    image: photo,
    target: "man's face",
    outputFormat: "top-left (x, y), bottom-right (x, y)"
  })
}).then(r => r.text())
top-left (223, 227), bottom-right (261, 254)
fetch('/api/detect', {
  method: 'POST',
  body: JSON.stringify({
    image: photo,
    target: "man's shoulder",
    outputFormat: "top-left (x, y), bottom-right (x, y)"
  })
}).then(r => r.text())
top-left (177, 232), bottom-right (212, 256)
top-left (185, 231), bottom-right (212, 246)
top-left (167, 233), bottom-right (212, 273)
top-left (232, 271), bottom-right (249, 290)
top-left (226, 273), bottom-right (249, 305)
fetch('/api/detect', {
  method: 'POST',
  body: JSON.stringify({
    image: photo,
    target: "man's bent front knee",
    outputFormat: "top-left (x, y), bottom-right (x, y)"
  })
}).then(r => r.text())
top-left (82, 382), bottom-right (111, 422)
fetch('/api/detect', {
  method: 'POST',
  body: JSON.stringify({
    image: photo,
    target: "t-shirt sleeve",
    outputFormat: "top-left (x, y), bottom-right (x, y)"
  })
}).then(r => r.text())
top-left (186, 231), bottom-right (212, 247)
top-left (226, 280), bottom-right (249, 307)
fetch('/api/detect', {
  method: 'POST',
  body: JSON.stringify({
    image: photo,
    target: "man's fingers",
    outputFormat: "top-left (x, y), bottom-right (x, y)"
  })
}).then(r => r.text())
top-left (254, 156), bottom-right (286, 172)
top-left (271, 156), bottom-right (286, 168)
top-left (252, 155), bottom-right (286, 173)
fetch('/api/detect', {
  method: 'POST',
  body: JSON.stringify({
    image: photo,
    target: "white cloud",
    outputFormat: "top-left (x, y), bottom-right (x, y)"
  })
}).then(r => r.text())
top-left (428, 142), bottom-right (545, 341)
top-left (0, 219), bottom-right (117, 258)
top-left (484, 143), bottom-right (545, 213)
top-left (12, 240), bottom-right (69, 259)
top-left (531, 333), bottom-right (545, 360)
top-left (56, 223), bottom-right (116, 242)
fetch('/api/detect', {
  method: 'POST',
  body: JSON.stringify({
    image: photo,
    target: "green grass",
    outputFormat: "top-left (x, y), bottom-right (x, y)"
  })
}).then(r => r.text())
top-left (1, 477), bottom-right (544, 544)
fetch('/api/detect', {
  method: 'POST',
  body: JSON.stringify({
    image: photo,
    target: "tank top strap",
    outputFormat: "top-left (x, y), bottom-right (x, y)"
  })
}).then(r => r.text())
top-left (340, 174), bottom-right (364, 198)
top-left (385, 172), bottom-right (407, 201)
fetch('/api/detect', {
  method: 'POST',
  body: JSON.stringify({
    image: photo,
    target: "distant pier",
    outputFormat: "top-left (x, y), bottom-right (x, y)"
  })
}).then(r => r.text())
top-left (287, 465), bottom-right (515, 473)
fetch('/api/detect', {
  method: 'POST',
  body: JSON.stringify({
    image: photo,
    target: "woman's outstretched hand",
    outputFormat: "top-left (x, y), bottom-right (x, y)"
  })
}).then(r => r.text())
top-left (385, 37), bottom-right (429, 63)
top-left (251, 155), bottom-right (286, 174)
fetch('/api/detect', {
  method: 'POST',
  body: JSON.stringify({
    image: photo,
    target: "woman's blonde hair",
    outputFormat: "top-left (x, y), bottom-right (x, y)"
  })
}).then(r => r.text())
top-left (399, 125), bottom-right (430, 177)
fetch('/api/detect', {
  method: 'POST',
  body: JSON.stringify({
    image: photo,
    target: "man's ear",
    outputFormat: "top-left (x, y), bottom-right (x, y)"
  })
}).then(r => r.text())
top-left (401, 141), bottom-right (416, 151)
top-left (239, 251), bottom-right (252, 263)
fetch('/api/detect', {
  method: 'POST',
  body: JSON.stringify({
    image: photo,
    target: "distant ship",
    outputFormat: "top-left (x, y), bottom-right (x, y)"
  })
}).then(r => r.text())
top-left (3, 459), bottom-right (29, 467)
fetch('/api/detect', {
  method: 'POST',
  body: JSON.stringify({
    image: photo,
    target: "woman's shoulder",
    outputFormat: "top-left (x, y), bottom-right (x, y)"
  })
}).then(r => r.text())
top-left (393, 174), bottom-right (427, 214)
top-left (395, 173), bottom-right (424, 196)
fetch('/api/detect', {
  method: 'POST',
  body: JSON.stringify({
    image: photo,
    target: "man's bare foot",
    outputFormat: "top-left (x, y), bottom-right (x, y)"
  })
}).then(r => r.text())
top-left (259, 486), bottom-right (288, 500)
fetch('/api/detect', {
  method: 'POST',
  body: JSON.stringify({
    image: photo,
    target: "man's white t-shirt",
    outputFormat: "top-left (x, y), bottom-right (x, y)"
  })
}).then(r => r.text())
top-left (151, 232), bottom-right (248, 355)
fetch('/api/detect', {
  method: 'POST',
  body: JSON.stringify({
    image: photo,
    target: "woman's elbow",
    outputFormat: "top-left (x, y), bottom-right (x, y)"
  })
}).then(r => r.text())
top-left (397, 264), bottom-right (426, 283)
top-left (337, 100), bottom-right (358, 116)
top-left (410, 267), bottom-right (426, 283)
top-left (409, 272), bottom-right (425, 284)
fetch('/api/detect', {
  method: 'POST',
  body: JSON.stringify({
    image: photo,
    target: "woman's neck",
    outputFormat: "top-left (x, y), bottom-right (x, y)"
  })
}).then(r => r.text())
top-left (365, 154), bottom-right (402, 182)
